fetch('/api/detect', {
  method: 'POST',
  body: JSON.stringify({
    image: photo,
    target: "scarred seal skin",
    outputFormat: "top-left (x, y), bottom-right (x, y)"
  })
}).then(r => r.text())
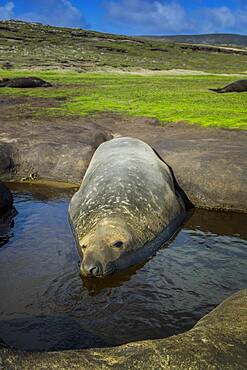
top-left (69, 137), bottom-right (189, 277)
top-left (209, 79), bottom-right (247, 93)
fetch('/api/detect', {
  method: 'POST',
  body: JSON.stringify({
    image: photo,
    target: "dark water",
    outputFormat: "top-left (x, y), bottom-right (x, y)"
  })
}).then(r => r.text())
top-left (0, 184), bottom-right (246, 352)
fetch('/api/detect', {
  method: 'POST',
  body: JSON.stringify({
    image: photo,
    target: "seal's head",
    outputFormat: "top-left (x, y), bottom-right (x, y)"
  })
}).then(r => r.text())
top-left (79, 217), bottom-right (135, 277)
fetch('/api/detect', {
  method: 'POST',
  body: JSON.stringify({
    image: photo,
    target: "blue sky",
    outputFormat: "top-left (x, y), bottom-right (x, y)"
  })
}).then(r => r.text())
top-left (0, 1), bottom-right (247, 35)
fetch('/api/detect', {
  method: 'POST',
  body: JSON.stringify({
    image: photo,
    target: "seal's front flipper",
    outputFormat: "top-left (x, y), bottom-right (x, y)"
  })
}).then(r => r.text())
top-left (209, 88), bottom-right (222, 93)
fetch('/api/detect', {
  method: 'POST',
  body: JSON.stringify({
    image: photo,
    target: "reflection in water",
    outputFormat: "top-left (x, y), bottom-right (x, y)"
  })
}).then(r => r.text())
top-left (0, 185), bottom-right (246, 352)
top-left (81, 262), bottom-right (147, 296)
top-left (186, 208), bottom-right (247, 239)
top-left (0, 315), bottom-right (109, 351)
top-left (5, 182), bottom-right (78, 202)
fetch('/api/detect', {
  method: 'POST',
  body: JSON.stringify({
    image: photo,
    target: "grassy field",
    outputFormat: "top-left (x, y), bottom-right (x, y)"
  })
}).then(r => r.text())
top-left (1, 20), bottom-right (247, 73)
top-left (0, 70), bottom-right (246, 129)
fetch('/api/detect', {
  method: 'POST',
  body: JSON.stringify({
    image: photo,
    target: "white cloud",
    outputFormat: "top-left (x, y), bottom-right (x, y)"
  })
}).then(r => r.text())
top-left (200, 5), bottom-right (247, 34)
top-left (105, 0), bottom-right (247, 34)
top-left (0, 0), bottom-right (89, 28)
top-left (0, 1), bottom-right (14, 20)
top-left (198, 6), bottom-right (237, 33)
top-left (19, 0), bottom-right (89, 28)
top-left (106, 0), bottom-right (192, 34)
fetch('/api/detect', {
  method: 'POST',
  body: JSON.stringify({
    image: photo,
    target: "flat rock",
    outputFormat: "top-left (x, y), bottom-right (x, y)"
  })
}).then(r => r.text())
top-left (0, 119), bottom-right (112, 183)
top-left (1, 288), bottom-right (246, 369)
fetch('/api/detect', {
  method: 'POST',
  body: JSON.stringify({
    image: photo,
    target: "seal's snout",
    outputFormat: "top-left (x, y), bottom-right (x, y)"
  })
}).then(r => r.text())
top-left (81, 261), bottom-right (103, 277)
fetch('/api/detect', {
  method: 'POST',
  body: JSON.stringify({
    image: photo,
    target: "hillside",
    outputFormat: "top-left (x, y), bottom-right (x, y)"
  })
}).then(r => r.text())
top-left (142, 34), bottom-right (247, 47)
top-left (0, 21), bottom-right (247, 73)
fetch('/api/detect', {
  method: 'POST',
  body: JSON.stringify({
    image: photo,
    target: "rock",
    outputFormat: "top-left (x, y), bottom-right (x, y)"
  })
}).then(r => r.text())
top-left (0, 120), bottom-right (112, 183)
top-left (0, 289), bottom-right (246, 369)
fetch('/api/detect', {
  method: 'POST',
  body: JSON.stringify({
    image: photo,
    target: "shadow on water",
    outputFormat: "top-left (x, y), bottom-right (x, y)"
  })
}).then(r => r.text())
top-left (0, 184), bottom-right (246, 352)
top-left (186, 208), bottom-right (247, 239)
top-left (5, 181), bottom-right (78, 201)
top-left (0, 315), bottom-right (110, 352)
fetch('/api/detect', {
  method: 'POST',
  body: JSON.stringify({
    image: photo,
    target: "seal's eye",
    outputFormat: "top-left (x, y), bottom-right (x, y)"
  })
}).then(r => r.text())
top-left (112, 241), bottom-right (123, 248)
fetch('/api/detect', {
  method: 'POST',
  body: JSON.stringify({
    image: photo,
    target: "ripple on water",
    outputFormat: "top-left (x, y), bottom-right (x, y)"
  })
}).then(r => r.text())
top-left (0, 187), bottom-right (246, 351)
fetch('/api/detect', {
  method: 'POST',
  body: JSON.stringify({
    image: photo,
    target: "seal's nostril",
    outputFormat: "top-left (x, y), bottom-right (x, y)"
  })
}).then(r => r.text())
top-left (89, 266), bottom-right (98, 276)
top-left (85, 262), bottom-right (103, 276)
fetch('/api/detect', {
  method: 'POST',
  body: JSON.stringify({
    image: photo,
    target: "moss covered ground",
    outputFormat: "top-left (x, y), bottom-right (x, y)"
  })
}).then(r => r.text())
top-left (0, 70), bottom-right (246, 129)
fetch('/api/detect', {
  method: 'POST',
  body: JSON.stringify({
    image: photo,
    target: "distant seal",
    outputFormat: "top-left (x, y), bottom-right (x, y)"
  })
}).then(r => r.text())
top-left (209, 79), bottom-right (247, 93)
top-left (69, 137), bottom-right (189, 277)
top-left (0, 77), bottom-right (52, 88)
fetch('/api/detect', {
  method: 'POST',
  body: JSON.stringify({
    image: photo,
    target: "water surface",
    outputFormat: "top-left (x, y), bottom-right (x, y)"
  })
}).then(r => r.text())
top-left (0, 184), bottom-right (246, 351)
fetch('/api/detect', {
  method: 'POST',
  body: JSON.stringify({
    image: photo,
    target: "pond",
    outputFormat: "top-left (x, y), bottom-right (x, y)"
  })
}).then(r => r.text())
top-left (0, 184), bottom-right (246, 351)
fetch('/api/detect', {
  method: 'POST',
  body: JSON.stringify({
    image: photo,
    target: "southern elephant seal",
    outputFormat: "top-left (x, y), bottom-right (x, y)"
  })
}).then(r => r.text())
top-left (0, 77), bottom-right (52, 88)
top-left (0, 181), bottom-right (16, 247)
top-left (0, 181), bottom-right (13, 216)
top-left (69, 137), bottom-right (188, 277)
top-left (209, 79), bottom-right (247, 93)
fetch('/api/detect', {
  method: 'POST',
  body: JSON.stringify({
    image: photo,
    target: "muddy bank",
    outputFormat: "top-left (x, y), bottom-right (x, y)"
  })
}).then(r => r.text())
top-left (1, 288), bottom-right (246, 369)
top-left (0, 112), bottom-right (246, 212)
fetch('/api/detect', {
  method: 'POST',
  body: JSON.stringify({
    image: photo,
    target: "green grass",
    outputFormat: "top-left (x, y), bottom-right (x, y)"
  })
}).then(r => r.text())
top-left (1, 20), bottom-right (247, 73)
top-left (1, 70), bottom-right (246, 129)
